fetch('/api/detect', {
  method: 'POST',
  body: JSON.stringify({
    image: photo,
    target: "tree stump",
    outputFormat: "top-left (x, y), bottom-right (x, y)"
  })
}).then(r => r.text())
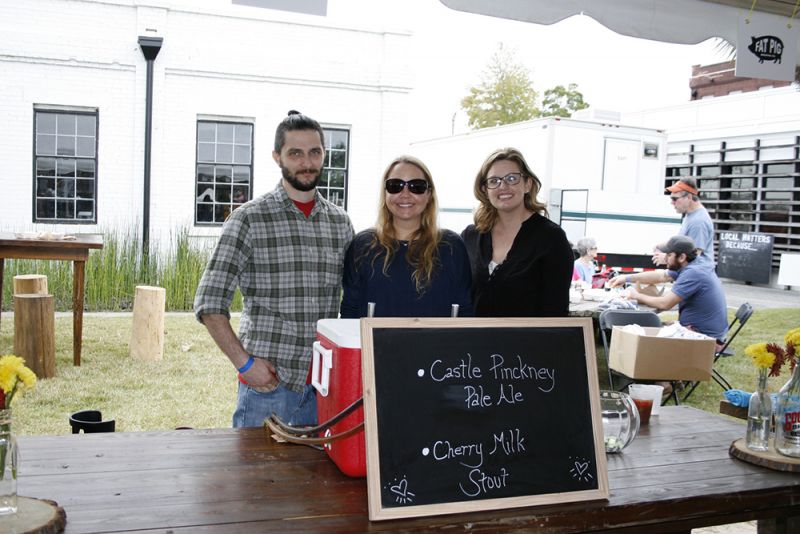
top-left (130, 285), bottom-right (166, 361)
top-left (13, 274), bottom-right (48, 295)
top-left (13, 294), bottom-right (56, 378)
top-left (0, 497), bottom-right (67, 533)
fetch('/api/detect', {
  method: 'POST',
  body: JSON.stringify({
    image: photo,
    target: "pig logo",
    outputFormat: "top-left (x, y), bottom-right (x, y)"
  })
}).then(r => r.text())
top-left (747, 35), bottom-right (784, 64)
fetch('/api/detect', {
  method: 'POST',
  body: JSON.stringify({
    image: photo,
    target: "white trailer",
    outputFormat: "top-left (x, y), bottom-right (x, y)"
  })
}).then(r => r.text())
top-left (409, 117), bottom-right (681, 267)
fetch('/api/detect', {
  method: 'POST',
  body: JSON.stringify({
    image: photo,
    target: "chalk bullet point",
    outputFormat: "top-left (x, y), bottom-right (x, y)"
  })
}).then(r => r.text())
top-left (417, 369), bottom-right (424, 377)
top-left (422, 447), bottom-right (430, 456)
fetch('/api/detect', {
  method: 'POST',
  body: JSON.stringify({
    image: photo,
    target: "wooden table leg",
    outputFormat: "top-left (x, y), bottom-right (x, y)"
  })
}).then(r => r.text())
top-left (73, 260), bottom-right (85, 366)
top-left (0, 258), bottom-right (4, 330)
top-left (758, 515), bottom-right (800, 533)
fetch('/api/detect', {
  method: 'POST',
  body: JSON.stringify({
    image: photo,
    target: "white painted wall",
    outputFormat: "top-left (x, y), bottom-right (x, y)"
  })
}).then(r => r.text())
top-left (0, 0), bottom-right (412, 249)
top-left (622, 86), bottom-right (800, 146)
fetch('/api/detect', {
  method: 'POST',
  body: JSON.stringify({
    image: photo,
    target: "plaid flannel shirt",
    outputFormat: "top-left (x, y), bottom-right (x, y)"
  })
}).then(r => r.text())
top-left (194, 182), bottom-right (354, 393)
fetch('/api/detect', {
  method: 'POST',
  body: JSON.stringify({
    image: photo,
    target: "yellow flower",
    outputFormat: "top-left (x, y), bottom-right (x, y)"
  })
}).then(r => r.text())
top-left (18, 366), bottom-right (37, 389)
top-left (745, 343), bottom-right (775, 370)
top-left (785, 327), bottom-right (800, 348)
top-left (0, 355), bottom-right (25, 393)
top-left (0, 354), bottom-right (37, 407)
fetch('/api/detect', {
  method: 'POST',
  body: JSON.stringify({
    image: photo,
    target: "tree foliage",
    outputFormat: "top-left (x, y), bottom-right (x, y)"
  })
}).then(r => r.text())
top-left (460, 45), bottom-right (540, 129)
top-left (541, 83), bottom-right (589, 118)
top-left (461, 45), bottom-right (589, 129)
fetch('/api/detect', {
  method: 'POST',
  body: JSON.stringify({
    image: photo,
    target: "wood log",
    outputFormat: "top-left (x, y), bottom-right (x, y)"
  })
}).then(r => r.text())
top-left (13, 293), bottom-right (56, 378)
top-left (130, 285), bottom-right (166, 361)
top-left (729, 437), bottom-right (800, 473)
top-left (0, 497), bottom-right (67, 534)
top-left (13, 274), bottom-right (48, 295)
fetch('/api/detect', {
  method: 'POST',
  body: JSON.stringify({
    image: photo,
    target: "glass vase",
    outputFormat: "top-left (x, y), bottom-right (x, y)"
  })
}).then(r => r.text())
top-left (0, 409), bottom-right (17, 515)
top-left (745, 369), bottom-right (772, 452)
top-left (600, 390), bottom-right (640, 453)
top-left (775, 359), bottom-right (800, 458)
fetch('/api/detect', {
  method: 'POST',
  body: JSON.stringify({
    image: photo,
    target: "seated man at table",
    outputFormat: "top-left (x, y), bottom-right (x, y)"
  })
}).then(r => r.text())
top-left (608, 235), bottom-right (728, 343)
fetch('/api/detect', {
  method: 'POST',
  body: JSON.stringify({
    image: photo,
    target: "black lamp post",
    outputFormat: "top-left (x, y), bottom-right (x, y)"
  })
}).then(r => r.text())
top-left (138, 36), bottom-right (163, 259)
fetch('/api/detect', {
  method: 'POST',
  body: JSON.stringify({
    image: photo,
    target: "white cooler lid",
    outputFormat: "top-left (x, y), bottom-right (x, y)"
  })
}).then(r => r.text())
top-left (316, 318), bottom-right (362, 348)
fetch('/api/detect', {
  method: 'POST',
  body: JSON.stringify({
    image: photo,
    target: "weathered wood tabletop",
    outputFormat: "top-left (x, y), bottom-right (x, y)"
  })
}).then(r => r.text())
top-left (17, 406), bottom-right (800, 533)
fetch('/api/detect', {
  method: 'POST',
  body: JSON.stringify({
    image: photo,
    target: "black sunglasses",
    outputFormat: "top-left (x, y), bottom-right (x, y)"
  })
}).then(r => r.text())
top-left (385, 178), bottom-right (429, 195)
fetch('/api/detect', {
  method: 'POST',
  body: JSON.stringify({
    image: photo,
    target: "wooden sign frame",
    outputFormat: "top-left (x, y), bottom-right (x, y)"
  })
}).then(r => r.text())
top-left (360, 317), bottom-right (608, 521)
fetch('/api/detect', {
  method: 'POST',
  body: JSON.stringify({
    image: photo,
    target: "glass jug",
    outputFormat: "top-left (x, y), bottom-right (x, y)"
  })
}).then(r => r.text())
top-left (600, 390), bottom-right (640, 453)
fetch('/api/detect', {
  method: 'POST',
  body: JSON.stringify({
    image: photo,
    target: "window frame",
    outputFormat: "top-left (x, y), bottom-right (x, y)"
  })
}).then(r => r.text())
top-left (32, 107), bottom-right (99, 224)
top-left (319, 126), bottom-right (350, 210)
top-left (194, 118), bottom-right (255, 226)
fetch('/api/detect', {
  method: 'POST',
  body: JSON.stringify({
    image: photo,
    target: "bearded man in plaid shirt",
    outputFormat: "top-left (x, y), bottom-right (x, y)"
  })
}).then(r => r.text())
top-left (194, 111), bottom-right (354, 428)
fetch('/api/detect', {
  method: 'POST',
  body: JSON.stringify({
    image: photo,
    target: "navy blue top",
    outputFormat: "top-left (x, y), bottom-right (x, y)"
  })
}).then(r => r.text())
top-left (668, 261), bottom-right (728, 341)
top-left (340, 229), bottom-right (474, 318)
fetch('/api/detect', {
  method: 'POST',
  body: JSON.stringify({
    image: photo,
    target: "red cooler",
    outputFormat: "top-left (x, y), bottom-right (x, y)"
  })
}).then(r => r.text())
top-left (312, 319), bottom-right (365, 477)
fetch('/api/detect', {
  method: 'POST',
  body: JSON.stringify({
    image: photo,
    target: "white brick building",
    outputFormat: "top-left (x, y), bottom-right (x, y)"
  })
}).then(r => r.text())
top-left (0, 0), bottom-right (412, 248)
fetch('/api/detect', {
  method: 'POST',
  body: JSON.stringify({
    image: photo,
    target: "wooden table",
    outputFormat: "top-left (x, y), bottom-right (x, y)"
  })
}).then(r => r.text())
top-left (0, 233), bottom-right (103, 366)
top-left (17, 407), bottom-right (800, 533)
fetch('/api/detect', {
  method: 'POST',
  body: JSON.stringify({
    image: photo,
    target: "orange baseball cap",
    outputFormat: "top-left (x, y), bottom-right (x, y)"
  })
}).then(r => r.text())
top-left (665, 181), bottom-right (698, 195)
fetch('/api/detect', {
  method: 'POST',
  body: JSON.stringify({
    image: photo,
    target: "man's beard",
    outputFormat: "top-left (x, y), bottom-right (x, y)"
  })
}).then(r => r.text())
top-left (281, 164), bottom-right (322, 192)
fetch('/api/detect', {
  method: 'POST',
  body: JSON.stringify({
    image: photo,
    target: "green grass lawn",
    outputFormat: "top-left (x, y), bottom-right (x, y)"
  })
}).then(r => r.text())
top-left (2, 308), bottom-right (799, 436)
top-left (2, 315), bottom-right (239, 435)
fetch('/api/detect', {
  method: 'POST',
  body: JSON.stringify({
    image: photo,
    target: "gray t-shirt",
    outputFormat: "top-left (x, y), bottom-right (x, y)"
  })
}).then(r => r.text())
top-left (681, 206), bottom-right (714, 266)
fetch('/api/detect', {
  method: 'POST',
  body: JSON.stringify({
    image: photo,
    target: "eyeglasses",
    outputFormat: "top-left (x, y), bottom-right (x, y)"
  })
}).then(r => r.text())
top-left (670, 193), bottom-right (688, 202)
top-left (385, 178), bottom-right (429, 195)
top-left (484, 173), bottom-right (523, 189)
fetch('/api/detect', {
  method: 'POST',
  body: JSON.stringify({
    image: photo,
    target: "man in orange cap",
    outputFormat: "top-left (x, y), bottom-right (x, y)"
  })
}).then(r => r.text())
top-left (652, 177), bottom-right (714, 267)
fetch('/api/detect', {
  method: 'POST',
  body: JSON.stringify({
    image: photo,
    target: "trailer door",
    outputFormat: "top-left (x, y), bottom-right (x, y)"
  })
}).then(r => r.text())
top-left (602, 138), bottom-right (640, 192)
top-left (553, 188), bottom-right (588, 245)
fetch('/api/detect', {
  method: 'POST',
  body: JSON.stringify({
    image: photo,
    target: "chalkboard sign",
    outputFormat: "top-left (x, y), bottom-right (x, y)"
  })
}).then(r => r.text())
top-left (360, 317), bottom-right (608, 521)
top-left (717, 231), bottom-right (774, 284)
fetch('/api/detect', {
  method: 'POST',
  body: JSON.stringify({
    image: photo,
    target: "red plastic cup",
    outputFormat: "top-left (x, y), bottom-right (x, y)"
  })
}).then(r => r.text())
top-left (632, 397), bottom-right (653, 425)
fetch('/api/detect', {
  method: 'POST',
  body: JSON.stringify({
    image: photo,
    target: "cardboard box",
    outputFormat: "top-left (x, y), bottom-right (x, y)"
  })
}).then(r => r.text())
top-left (608, 326), bottom-right (715, 381)
top-left (635, 283), bottom-right (665, 297)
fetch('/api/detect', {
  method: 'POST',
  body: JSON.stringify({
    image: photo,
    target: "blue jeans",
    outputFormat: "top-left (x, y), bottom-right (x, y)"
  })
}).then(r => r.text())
top-left (232, 382), bottom-right (318, 428)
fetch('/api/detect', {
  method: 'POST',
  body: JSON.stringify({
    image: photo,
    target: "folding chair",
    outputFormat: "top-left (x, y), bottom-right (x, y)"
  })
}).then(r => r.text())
top-left (682, 302), bottom-right (754, 401)
top-left (599, 308), bottom-right (667, 390)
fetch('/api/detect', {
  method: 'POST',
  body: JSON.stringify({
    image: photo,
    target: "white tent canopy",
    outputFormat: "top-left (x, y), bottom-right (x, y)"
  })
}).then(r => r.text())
top-left (440, 0), bottom-right (800, 63)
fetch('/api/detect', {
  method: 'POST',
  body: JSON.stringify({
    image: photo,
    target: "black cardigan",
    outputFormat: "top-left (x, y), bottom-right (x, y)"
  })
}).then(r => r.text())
top-left (461, 214), bottom-right (573, 317)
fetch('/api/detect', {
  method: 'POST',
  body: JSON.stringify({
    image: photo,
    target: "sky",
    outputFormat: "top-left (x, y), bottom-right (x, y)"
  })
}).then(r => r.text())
top-left (323, 0), bottom-right (728, 141)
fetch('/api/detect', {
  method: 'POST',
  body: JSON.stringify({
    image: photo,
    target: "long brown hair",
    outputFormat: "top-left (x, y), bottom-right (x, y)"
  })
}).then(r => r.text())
top-left (472, 147), bottom-right (547, 233)
top-left (371, 155), bottom-right (441, 294)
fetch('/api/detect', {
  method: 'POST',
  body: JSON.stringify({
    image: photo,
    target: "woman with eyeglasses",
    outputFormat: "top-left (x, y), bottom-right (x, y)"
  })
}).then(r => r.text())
top-left (340, 155), bottom-right (473, 318)
top-left (461, 147), bottom-right (573, 317)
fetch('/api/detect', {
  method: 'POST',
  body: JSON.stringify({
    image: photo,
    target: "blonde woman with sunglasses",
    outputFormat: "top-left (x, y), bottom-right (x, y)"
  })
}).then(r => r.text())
top-left (340, 155), bottom-right (473, 318)
top-left (461, 147), bottom-right (573, 317)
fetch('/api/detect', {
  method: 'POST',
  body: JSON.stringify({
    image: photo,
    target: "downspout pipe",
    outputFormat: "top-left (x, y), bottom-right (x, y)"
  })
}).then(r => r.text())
top-left (138, 36), bottom-right (163, 258)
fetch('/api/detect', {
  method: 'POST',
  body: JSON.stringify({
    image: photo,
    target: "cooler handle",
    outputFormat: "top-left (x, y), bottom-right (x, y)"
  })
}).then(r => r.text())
top-left (311, 341), bottom-right (332, 397)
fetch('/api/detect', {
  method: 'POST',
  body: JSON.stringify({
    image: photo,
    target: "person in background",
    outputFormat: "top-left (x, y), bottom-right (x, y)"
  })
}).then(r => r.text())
top-left (340, 155), bottom-right (473, 318)
top-left (653, 177), bottom-right (714, 267)
top-left (609, 235), bottom-right (728, 342)
top-left (194, 111), bottom-right (354, 428)
top-left (461, 147), bottom-right (574, 317)
top-left (573, 237), bottom-right (598, 283)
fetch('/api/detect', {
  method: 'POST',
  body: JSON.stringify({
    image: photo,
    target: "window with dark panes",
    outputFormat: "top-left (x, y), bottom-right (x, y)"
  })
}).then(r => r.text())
top-left (319, 128), bottom-right (349, 209)
top-left (666, 166), bottom-right (691, 177)
top-left (195, 121), bottom-right (253, 225)
top-left (34, 110), bottom-right (97, 222)
top-left (730, 165), bottom-right (756, 175)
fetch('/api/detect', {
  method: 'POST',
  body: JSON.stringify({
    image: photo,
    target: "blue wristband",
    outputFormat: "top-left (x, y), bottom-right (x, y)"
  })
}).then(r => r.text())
top-left (626, 275), bottom-right (632, 284)
top-left (237, 356), bottom-right (255, 374)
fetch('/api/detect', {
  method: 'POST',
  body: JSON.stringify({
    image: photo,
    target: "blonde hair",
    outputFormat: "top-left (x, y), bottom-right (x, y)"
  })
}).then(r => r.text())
top-left (472, 147), bottom-right (547, 233)
top-left (371, 155), bottom-right (441, 294)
